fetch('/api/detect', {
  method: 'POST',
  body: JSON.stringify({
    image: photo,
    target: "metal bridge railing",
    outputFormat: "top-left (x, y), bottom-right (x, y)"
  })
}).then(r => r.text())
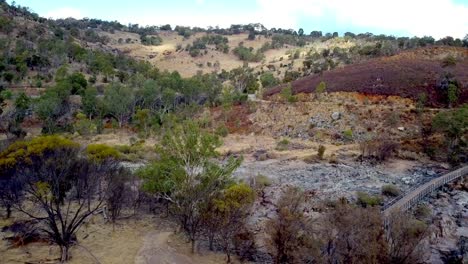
top-left (383, 165), bottom-right (468, 217)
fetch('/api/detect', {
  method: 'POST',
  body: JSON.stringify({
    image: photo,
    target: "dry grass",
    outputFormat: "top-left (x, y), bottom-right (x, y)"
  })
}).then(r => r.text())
top-left (1, 213), bottom-right (229, 264)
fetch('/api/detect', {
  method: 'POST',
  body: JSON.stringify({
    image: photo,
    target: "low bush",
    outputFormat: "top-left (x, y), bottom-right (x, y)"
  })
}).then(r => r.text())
top-left (253, 174), bottom-right (272, 188)
top-left (414, 204), bottom-right (431, 220)
top-left (215, 124), bottom-right (229, 137)
top-left (280, 85), bottom-right (297, 103)
top-left (342, 130), bottom-right (353, 141)
top-left (441, 55), bottom-right (457, 67)
top-left (317, 145), bottom-right (326, 160)
top-left (275, 138), bottom-right (290, 151)
top-left (356, 192), bottom-right (383, 208)
top-left (381, 184), bottom-right (401, 197)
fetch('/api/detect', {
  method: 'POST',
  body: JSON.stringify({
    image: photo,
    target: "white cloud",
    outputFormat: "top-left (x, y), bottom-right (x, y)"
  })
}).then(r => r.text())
top-left (45, 7), bottom-right (83, 19)
top-left (254, 0), bottom-right (468, 38)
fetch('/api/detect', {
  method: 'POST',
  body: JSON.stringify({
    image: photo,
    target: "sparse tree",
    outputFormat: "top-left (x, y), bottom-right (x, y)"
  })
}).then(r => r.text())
top-left (208, 183), bottom-right (255, 262)
top-left (322, 204), bottom-right (387, 264)
top-left (432, 105), bottom-right (468, 165)
top-left (386, 211), bottom-right (432, 264)
top-left (138, 121), bottom-right (242, 252)
top-left (103, 83), bottom-right (135, 127)
top-left (0, 136), bottom-right (126, 261)
top-left (267, 187), bottom-right (319, 263)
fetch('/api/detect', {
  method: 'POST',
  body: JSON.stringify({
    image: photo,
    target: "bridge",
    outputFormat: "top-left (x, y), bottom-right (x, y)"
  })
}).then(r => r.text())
top-left (383, 165), bottom-right (468, 217)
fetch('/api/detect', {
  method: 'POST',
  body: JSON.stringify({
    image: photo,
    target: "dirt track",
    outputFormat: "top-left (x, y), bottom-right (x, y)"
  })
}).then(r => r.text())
top-left (135, 231), bottom-right (193, 264)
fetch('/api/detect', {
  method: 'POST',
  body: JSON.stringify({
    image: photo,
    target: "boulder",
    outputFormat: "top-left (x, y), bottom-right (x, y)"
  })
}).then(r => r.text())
top-left (331, 112), bottom-right (341, 121)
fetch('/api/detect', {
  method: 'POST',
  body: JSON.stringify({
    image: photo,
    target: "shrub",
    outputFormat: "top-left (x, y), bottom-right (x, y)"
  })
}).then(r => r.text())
top-left (276, 138), bottom-right (290, 151)
top-left (74, 119), bottom-right (97, 136)
top-left (215, 124), bottom-right (229, 137)
top-left (233, 46), bottom-right (264, 62)
top-left (260, 72), bottom-right (279, 88)
top-left (381, 184), bottom-right (401, 197)
top-left (317, 145), bottom-right (326, 160)
top-left (441, 55), bottom-right (457, 67)
top-left (414, 204), bottom-right (431, 220)
top-left (86, 144), bottom-right (121, 162)
top-left (356, 192), bottom-right (383, 208)
top-left (315, 81), bottom-right (327, 94)
top-left (141, 35), bottom-right (163, 46)
top-left (114, 144), bottom-right (132, 154)
top-left (359, 138), bottom-right (399, 162)
top-left (342, 130), bottom-right (353, 141)
top-left (280, 85), bottom-right (297, 103)
top-left (447, 84), bottom-right (458, 107)
top-left (251, 174), bottom-right (272, 189)
top-left (303, 155), bottom-right (318, 164)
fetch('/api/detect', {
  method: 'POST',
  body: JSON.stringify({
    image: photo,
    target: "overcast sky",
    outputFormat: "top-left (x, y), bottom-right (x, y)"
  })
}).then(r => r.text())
top-left (9, 0), bottom-right (468, 39)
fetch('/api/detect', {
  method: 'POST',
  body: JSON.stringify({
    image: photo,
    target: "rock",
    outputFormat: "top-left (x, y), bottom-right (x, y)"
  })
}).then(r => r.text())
top-left (253, 149), bottom-right (269, 161)
top-left (331, 112), bottom-right (341, 121)
top-left (398, 126), bottom-right (405, 131)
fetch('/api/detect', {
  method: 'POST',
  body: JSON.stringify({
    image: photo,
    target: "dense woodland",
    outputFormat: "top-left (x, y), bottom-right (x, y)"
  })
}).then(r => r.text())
top-left (0, 0), bottom-right (467, 263)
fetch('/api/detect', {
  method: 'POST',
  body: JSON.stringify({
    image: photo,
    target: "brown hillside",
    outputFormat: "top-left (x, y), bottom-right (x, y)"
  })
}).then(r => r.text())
top-left (265, 46), bottom-right (468, 106)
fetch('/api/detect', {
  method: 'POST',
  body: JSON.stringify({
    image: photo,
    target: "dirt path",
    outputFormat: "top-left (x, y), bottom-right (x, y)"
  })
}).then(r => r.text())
top-left (135, 231), bottom-right (194, 264)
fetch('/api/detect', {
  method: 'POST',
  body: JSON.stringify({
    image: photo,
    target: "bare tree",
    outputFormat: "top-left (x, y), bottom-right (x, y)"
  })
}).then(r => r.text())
top-left (386, 211), bottom-right (432, 264)
top-left (266, 187), bottom-right (320, 264)
top-left (322, 204), bottom-right (388, 264)
top-left (0, 136), bottom-right (126, 261)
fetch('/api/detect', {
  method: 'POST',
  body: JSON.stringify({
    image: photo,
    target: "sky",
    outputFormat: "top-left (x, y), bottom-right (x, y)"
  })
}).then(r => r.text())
top-left (8, 0), bottom-right (468, 39)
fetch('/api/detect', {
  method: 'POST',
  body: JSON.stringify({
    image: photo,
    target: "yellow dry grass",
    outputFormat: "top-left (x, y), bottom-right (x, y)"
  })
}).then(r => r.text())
top-left (1, 214), bottom-right (230, 264)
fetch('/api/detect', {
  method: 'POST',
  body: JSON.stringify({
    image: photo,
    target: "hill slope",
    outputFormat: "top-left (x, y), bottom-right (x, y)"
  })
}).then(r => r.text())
top-left (265, 46), bottom-right (468, 106)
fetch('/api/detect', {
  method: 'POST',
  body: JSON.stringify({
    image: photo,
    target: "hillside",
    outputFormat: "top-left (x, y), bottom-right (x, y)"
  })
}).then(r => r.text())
top-left (2, 1), bottom-right (466, 93)
top-left (1, 1), bottom-right (468, 264)
top-left (265, 46), bottom-right (468, 106)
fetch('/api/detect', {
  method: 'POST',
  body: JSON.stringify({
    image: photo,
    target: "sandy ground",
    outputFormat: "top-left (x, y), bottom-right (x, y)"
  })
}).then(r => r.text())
top-left (1, 214), bottom-right (229, 264)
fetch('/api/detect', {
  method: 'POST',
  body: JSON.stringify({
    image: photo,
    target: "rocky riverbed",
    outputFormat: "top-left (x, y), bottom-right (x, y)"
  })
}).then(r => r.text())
top-left (424, 186), bottom-right (468, 263)
top-left (234, 158), bottom-right (446, 201)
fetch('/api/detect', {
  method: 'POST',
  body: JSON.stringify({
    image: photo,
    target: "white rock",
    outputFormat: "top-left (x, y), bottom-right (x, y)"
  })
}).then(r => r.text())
top-left (398, 127), bottom-right (405, 131)
top-left (331, 112), bottom-right (341, 120)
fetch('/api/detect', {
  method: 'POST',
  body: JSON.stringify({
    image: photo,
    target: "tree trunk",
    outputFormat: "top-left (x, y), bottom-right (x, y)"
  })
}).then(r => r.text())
top-left (6, 204), bottom-right (11, 218)
top-left (209, 234), bottom-right (214, 251)
top-left (191, 239), bottom-right (196, 253)
top-left (60, 245), bottom-right (70, 262)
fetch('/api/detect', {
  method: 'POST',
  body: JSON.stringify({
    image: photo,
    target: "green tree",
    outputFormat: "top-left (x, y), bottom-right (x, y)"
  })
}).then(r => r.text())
top-left (133, 108), bottom-right (151, 136)
top-left (68, 72), bottom-right (88, 95)
top-left (82, 86), bottom-right (100, 119)
top-left (138, 121), bottom-right (242, 252)
top-left (298, 28), bottom-right (304, 37)
top-left (229, 66), bottom-right (259, 93)
top-left (34, 83), bottom-right (71, 133)
top-left (103, 83), bottom-right (135, 127)
top-left (432, 105), bottom-right (467, 164)
top-left (280, 85), bottom-right (297, 103)
top-left (0, 86), bottom-right (5, 116)
top-left (207, 183), bottom-right (255, 262)
top-left (13, 92), bottom-right (29, 127)
top-left (447, 84), bottom-right (458, 108)
top-left (260, 72), bottom-right (279, 88)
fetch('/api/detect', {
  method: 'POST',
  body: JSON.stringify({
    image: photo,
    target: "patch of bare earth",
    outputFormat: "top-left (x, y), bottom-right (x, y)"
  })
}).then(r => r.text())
top-left (1, 214), bottom-right (229, 264)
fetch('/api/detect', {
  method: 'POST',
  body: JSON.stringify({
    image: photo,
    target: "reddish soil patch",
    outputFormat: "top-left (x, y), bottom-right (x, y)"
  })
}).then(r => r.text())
top-left (265, 46), bottom-right (468, 107)
top-left (211, 104), bottom-right (253, 134)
